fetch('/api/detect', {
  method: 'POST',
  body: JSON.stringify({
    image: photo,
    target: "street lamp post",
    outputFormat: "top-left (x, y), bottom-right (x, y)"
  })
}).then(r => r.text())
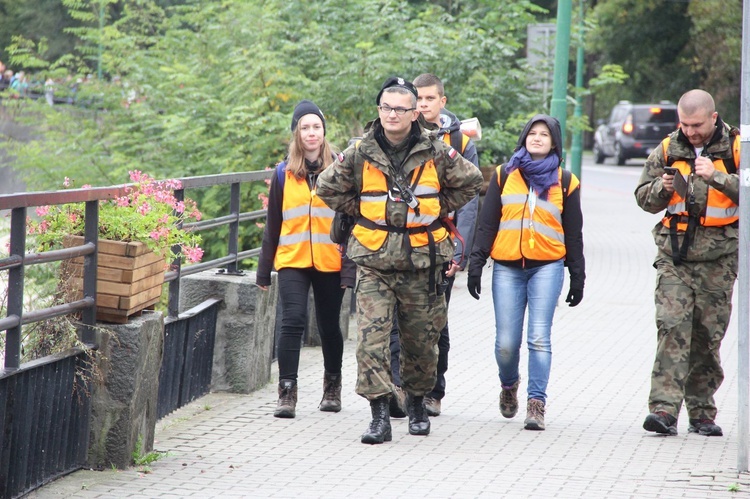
top-left (549, 0), bottom-right (572, 153)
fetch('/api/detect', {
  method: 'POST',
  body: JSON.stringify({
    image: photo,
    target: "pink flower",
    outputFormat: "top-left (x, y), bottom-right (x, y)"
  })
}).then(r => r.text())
top-left (129, 170), bottom-right (143, 182)
top-left (36, 206), bottom-right (50, 217)
top-left (116, 196), bottom-right (129, 207)
top-left (63, 177), bottom-right (71, 187)
top-left (175, 201), bottom-right (186, 214)
top-left (82, 184), bottom-right (92, 189)
top-left (258, 192), bottom-right (269, 210)
top-left (137, 203), bottom-right (152, 215)
top-left (183, 245), bottom-right (204, 264)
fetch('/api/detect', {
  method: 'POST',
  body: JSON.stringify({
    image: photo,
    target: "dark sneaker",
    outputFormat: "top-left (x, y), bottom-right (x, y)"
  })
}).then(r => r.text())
top-left (643, 411), bottom-right (677, 435)
top-left (423, 397), bottom-right (441, 417)
top-left (499, 380), bottom-right (520, 419)
top-left (389, 386), bottom-right (408, 418)
top-left (688, 419), bottom-right (723, 437)
top-left (523, 398), bottom-right (545, 430)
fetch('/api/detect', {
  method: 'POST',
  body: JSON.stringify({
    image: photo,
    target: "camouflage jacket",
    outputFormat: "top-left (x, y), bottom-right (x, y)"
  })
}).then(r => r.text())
top-left (634, 118), bottom-right (739, 262)
top-left (317, 119), bottom-right (483, 271)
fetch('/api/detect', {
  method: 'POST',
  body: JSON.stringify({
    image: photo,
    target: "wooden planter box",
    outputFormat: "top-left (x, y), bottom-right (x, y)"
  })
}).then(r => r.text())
top-left (62, 236), bottom-right (166, 324)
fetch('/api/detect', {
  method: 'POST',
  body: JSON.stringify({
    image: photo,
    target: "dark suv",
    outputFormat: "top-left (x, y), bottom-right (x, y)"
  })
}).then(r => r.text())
top-left (593, 101), bottom-right (678, 165)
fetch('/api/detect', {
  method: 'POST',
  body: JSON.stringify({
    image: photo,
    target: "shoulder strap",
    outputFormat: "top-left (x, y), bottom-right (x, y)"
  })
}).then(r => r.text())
top-left (723, 134), bottom-right (740, 174)
top-left (447, 130), bottom-right (467, 154)
top-left (661, 136), bottom-right (675, 166)
top-left (561, 168), bottom-right (572, 211)
top-left (276, 162), bottom-right (286, 189)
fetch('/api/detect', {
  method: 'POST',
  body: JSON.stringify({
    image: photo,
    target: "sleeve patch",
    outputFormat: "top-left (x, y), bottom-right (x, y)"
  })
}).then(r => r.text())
top-left (448, 147), bottom-right (458, 159)
top-left (337, 152), bottom-right (345, 162)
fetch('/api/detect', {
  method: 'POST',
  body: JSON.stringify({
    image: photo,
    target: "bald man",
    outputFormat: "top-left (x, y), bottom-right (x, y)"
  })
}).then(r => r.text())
top-left (634, 89), bottom-right (740, 437)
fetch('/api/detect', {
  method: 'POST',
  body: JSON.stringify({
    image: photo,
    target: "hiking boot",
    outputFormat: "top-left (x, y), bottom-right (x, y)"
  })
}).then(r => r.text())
top-left (361, 396), bottom-right (392, 444)
top-left (499, 380), bottom-right (520, 419)
top-left (688, 418), bottom-right (723, 437)
top-left (643, 411), bottom-right (677, 435)
top-left (524, 398), bottom-right (545, 431)
top-left (423, 397), bottom-right (441, 417)
top-left (389, 386), bottom-right (408, 418)
top-left (273, 379), bottom-right (297, 418)
top-left (319, 372), bottom-right (342, 413)
top-left (407, 395), bottom-right (430, 436)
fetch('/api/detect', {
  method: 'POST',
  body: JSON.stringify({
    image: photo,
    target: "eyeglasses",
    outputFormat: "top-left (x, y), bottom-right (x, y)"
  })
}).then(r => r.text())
top-left (378, 104), bottom-right (416, 116)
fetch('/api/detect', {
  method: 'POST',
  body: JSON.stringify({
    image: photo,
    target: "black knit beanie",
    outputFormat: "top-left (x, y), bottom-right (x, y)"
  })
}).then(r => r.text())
top-left (291, 100), bottom-right (326, 135)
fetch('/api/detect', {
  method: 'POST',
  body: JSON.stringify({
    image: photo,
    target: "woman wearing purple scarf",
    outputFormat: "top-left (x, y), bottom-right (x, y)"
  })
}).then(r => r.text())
top-left (467, 114), bottom-right (585, 431)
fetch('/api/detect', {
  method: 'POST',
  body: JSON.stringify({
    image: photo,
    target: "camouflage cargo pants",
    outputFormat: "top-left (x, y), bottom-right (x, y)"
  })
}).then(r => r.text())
top-left (355, 265), bottom-right (446, 400)
top-left (649, 252), bottom-right (737, 420)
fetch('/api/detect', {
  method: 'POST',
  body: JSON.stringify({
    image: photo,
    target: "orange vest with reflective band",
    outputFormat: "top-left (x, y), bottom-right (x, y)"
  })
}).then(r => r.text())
top-left (274, 168), bottom-right (342, 272)
top-left (351, 160), bottom-right (449, 250)
top-left (442, 132), bottom-right (469, 153)
top-left (490, 167), bottom-right (574, 262)
top-left (659, 136), bottom-right (739, 230)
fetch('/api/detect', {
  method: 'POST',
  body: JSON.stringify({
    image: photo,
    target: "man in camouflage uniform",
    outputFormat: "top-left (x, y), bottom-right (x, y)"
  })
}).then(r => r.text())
top-left (635, 89), bottom-right (739, 437)
top-left (317, 77), bottom-right (482, 444)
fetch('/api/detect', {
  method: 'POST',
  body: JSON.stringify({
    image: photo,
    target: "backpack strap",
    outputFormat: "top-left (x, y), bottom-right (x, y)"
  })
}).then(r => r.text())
top-left (446, 129), bottom-right (468, 155)
top-left (276, 162), bottom-right (287, 189)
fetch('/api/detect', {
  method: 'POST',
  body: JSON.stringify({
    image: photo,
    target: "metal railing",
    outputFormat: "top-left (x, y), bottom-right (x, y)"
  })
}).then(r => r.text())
top-left (0, 170), bottom-right (273, 371)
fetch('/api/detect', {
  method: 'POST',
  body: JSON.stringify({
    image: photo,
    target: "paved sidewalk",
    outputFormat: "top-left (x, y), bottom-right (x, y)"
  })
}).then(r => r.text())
top-left (31, 166), bottom-right (750, 498)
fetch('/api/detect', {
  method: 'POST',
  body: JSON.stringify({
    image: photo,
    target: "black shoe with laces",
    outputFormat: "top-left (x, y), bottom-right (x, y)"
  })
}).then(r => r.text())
top-left (688, 418), bottom-right (723, 436)
top-left (643, 411), bottom-right (677, 435)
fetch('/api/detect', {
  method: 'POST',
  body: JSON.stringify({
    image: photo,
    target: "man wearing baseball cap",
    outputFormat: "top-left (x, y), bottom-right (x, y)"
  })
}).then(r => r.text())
top-left (317, 76), bottom-right (483, 444)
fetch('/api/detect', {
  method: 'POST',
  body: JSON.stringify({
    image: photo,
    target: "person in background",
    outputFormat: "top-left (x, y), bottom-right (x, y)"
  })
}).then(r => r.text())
top-left (468, 114), bottom-right (585, 431)
top-left (257, 100), bottom-right (355, 419)
top-left (388, 73), bottom-right (480, 419)
top-left (635, 89), bottom-right (739, 437)
top-left (317, 77), bottom-right (482, 444)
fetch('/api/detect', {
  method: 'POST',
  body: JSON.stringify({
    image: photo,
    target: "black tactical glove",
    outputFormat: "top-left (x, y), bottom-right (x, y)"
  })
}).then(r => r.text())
top-left (467, 275), bottom-right (482, 300)
top-left (565, 287), bottom-right (583, 307)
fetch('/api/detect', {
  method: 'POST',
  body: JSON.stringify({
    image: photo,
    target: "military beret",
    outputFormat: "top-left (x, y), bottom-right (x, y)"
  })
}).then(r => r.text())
top-left (375, 77), bottom-right (418, 105)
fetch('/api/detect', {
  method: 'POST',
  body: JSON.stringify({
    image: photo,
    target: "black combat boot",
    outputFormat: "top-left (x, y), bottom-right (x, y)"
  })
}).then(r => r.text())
top-left (407, 394), bottom-right (430, 436)
top-left (361, 396), bottom-right (392, 444)
top-left (319, 372), bottom-right (342, 413)
top-left (273, 379), bottom-right (297, 418)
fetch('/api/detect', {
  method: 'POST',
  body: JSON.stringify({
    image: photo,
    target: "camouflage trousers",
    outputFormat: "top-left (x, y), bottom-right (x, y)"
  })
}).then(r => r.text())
top-left (649, 252), bottom-right (737, 420)
top-left (355, 265), bottom-right (447, 400)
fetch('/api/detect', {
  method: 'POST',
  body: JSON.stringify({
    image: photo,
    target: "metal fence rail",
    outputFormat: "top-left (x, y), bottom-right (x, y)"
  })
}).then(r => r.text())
top-left (158, 298), bottom-right (221, 419)
top-left (0, 170), bottom-right (272, 497)
top-left (0, 348), bottom-right (91, 499)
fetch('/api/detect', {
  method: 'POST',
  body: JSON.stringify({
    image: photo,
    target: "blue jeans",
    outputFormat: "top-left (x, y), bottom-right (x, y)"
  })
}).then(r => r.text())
top-left (492, 260), bottom-right (564, 403)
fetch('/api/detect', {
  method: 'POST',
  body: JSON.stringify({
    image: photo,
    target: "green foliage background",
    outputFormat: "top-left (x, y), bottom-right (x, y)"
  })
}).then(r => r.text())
top-left (0, 0), bottom-right (743, 261)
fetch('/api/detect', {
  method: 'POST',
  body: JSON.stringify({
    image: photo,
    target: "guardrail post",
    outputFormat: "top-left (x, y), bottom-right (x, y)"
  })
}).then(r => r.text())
top-left (225, 182), bottom-right (242, 275)
top-left (5, 207), bottom-right (26, 369)
top-left (81, 200), bottom-right (98, 345)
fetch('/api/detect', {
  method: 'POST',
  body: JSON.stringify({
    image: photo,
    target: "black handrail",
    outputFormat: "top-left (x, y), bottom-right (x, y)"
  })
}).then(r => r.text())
top-left (0, 170), bottom-right (273, 370)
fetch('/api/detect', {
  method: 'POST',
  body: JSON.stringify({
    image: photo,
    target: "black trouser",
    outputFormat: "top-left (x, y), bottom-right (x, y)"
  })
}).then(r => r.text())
top-left (277, 267), bottom-right (345, 381)
top-left (390, 275), bottom-right (454, 399)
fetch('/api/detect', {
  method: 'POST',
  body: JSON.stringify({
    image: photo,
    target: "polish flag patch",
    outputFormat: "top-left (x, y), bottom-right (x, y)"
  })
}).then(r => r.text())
top-left (337, 152), bottom-right (345, 162)
top-left (448, 147), bottom-right (458, 159)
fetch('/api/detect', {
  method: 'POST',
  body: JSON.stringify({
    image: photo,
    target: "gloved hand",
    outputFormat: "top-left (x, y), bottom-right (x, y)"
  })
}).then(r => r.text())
top-left (565, 287), bottom-right (583, 307)
top-left (467, 275), bottom-right (482, 300)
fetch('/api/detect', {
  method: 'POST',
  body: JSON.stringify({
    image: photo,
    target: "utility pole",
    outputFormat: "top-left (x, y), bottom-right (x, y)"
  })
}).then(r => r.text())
top-left (569, 0), bottom-right (585, 179)
top-left (737, 0), bottom-right (749, 474)
top-left (98, 0), bottom-right (104, 80)
top-left (549, 0), bottom-right (572, 153)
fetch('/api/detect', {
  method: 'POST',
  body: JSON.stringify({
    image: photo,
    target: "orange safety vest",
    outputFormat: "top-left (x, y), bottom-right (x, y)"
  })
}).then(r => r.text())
top-left (351, 160), bottom-right (448, 251)
top-left (490, 167), bottom-right (576, 262)
top-left (660, 136), bottom-right (739, 230)
top-left (274, 168), bottom-right (342, 272)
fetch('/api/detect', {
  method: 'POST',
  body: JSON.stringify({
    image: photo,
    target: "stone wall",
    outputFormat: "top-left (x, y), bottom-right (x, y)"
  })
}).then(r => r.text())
top-left (87, 312), bottom-right (163, 469)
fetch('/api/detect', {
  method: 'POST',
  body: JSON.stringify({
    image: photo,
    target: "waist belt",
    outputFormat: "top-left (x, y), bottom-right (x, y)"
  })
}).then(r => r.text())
top-left (356, 217), bottom-right (445, 302)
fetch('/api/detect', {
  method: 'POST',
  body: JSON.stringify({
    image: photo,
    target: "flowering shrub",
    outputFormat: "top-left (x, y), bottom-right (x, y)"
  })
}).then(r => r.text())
top-left (28, 171), bottom-right (204, 264)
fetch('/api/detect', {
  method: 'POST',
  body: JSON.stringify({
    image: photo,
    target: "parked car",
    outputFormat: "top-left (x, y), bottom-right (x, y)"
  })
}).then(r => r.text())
top-left (593, 101), bottom-right (678, 165)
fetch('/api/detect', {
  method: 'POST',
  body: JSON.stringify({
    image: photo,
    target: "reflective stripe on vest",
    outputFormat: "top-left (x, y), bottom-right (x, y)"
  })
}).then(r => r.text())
top-left (660, 137), bottom-right (739, 230)
top-left (351, 160), bottom-right (448, 251)
top-left (490, 166), bottom-right (568, 261)
top-left (274, 169), bottom-right (342, 272)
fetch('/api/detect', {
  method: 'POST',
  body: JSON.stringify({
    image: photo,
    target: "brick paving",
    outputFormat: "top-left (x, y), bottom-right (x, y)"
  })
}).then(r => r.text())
top-left (30, 162), bottom-right (750, 498)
